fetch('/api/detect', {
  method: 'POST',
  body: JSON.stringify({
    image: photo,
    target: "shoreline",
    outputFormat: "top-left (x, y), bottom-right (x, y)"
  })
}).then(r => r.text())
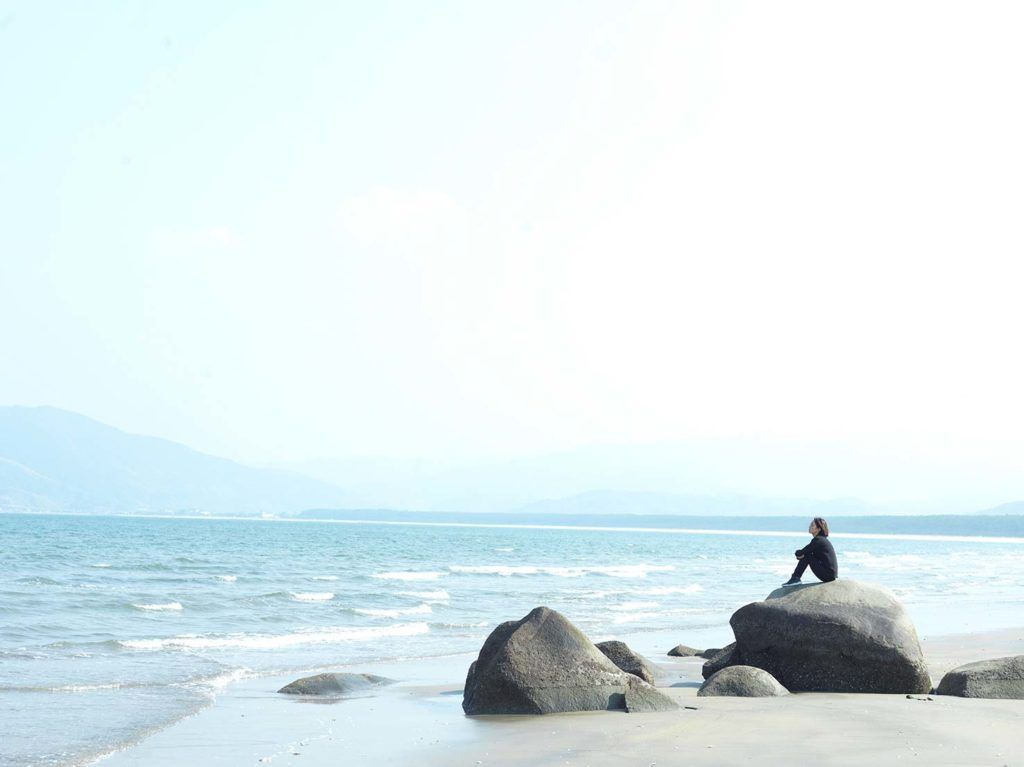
top-left (96, 624), bottom-right (1024, 767)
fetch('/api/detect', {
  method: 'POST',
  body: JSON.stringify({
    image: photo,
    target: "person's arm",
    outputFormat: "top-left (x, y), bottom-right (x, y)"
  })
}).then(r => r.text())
top-left (794, 537), bottom-right (821, 559)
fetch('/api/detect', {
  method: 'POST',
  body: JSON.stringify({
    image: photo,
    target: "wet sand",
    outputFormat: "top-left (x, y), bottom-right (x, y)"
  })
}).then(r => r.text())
top-left (98, 627), bottom-right (1024, 767)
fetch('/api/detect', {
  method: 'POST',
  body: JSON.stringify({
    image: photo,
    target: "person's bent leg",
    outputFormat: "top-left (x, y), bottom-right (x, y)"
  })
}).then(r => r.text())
top-left (808, 560), bottom-right (836, 583)
top-left (783, 558), bottom-right (808, 585)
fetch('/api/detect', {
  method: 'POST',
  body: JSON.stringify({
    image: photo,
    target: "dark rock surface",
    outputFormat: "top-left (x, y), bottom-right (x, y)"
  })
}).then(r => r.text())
top-left (936, 656), bottom-right (1024, 699)
top-left (596, 640), bottom-right (658, 685)
top-left (701, 643), bottom-right (738, 679)
top-left (698, 665), bottom-right (788, 697)
top-left (278, 672), bottom-right (394, 696)
top-left (697, 647), bottom-right (721, 659)
top-left (667, 644), bottom-right (701, 657)
top-left (462, 607), bottom-right (678, 714)
top-left (717, 580), bottom-right (931, 693)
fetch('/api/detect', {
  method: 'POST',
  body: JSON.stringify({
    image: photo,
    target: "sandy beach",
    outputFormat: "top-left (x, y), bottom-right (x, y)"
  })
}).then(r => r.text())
top-left (97, 625), bottom-right (1024, 767)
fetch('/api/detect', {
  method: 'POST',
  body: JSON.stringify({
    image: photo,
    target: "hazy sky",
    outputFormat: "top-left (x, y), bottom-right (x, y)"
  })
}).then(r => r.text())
top-left (2, 1), bottom-right (1023, 469)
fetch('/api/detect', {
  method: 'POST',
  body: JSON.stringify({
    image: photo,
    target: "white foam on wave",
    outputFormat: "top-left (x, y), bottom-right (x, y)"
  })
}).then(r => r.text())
top-left (47, 682), bottom-right (125, 692)
top-left (640, 584), bottom-right (702, 596)
top-left (353, 603), bottom-right (432, 618)
top-left (118, 621), bottom-right (429, 651)
top-left (91, 563), bottom-right (112, 568)
top-left (290, 592), bottom-right (334, 602)
top-left (612, 611), bottom-right (660, 625)
top-left (311, 575), bottom-right (339, 581)
top-left (132, 602), bottom-right (184, 612)
top-left (372, 571), bottom-right (447, 581)
top-left (609, 601), bottom-right (660, 611)
top-left (448, 564), bottom-right (675, 578)
top-left (215, 575), bottom-right (237, 582)
top-left (844, 551), bottom-right (927, 572)
top-left (397, 589), bottom-right (450, 603)
top-left (183, 667), bottom-right (254, 693)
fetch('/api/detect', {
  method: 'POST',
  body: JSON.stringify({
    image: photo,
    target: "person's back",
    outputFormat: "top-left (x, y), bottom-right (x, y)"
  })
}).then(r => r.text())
top-left (782, 516), bottom-right (838, 586)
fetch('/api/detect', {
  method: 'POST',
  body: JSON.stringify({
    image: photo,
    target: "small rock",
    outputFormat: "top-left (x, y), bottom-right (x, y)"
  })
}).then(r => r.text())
top-left (596, 640), bottom-right (659, 685)
top-left (936, 656), bottom-right (1024, 699)
top-left (698, 665), bottom-right (788, 697)
top-left (277, 672), bottom-right (394, 696)
top-left (667, 644), bottom-right (701, 657)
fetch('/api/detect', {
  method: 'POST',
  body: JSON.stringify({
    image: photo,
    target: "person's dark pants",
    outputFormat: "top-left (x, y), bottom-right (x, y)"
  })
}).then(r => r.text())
top-left (791, 557), bottom-right (836, 583)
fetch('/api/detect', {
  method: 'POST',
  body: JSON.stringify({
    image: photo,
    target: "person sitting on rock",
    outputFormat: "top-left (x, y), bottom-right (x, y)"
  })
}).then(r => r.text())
top-left (782, 516), bottom-right (837, 586)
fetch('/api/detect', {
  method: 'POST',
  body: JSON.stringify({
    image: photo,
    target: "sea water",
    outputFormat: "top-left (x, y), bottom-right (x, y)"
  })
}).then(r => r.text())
top-left (2, 512), bottom-right (1023, 767)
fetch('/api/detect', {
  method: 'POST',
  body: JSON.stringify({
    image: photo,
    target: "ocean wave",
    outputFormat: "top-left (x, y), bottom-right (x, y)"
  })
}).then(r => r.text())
top-left (448, 564), bottom-right (675, 578)
top-left (311, 575), bottom-right (339, 581)
top-left (118, 622), bottom-right (429, 651)
top-left (843, 551), bottom-right (927, 572)
top-left (215, 575), bottom-right (237, 582)
top-left (15, 576), bottom-right (61, 586)
top-left (609, 601), bottom-right (660, 611)
top-left (353, 603), bottom-right (432, 618)
top-left (290, 592), bottom-right (334, 602)
top-left (132, 602), bottom-right (184, 612)
top-left (90, 563), bottom-right (112, 568)
top-left (611, 611), bottom-right (661, 625)
top-left (397, 589), bottom-right (450, 603)
top-left (430, 620), bottom-right (489, 629)
top-left (179, 667), bottom-right (254, 693)
top-left (371, 571), bottom-right (447, 581)
top-left (639, 584), bottom-right (702, 595)
top-left (0, 681), bottom-right (147, 693)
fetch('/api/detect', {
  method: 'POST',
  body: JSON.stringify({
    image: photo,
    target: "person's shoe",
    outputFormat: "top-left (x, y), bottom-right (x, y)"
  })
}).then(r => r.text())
top-left (780, 577), bottom-right (802, 587)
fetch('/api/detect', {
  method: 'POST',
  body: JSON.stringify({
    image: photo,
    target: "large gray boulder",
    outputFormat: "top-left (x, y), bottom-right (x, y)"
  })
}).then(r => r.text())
top-left (936, 656), bottom-right (1024, 699)
top-left (596, 640), bottom-right (658, 685)
top-left (698, 665), bottom-right (788, 697)
top-left (462, 607), bottom-right (678, 715)
top-left (278, 672), bottom-right (394, 695)
top-left (719, 580), bottom-right (932, 693)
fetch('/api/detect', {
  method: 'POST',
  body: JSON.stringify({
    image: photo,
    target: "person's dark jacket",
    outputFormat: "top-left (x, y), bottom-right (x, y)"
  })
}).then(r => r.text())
top-left (795, 534), bottom-right (838, 581)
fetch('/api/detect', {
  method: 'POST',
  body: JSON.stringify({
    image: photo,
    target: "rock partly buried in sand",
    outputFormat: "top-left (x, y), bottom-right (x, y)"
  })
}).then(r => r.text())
top-left (596, 640), bottom-right (658, 685)
top-left (936, 656), bottom-right (1024, 699)
top-left (278, 673), bottom-right (394, 696)
top-left (667, 644), bottom-right (701, 657)
top-left (698, 665), bottom-right (788, 697)
top-left (698, 647), bottom-right (722, 660)
top-left (701, 643), bottom-right (738, 679)
top-left (721, 580), bottom-right (932, 693)
top-left (463, 607), bottom-right (679, 715)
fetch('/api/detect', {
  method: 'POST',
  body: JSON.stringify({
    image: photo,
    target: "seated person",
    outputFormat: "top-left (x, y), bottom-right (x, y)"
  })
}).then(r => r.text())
top-left (782, 516), bottom-right (837, 586)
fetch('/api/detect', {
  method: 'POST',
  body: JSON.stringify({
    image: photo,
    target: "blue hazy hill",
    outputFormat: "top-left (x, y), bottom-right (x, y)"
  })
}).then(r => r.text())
top-left (0, 406), bottom-right (349, 514)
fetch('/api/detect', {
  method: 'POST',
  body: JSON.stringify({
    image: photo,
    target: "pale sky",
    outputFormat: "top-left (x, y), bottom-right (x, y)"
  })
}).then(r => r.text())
top-left (2, 1), bottom-right (1023, 473)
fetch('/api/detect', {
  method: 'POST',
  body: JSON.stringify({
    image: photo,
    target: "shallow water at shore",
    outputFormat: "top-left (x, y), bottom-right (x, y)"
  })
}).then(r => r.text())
top-left (3, 512), bottom-right (1024, 766)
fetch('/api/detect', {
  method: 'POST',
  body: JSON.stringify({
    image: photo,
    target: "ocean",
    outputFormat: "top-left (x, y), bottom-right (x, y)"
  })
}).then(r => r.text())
top-left (2, 512), bottom-right (1023, 767)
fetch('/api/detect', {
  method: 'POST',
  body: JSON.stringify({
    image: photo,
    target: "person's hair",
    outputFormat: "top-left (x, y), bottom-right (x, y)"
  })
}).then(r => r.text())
top-left (812, 517), bottom-right (829, 536)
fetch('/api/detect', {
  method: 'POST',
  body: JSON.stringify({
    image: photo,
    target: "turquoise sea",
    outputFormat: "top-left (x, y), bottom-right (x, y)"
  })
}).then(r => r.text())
top-left (2, 512), bottom-right (1023, 767)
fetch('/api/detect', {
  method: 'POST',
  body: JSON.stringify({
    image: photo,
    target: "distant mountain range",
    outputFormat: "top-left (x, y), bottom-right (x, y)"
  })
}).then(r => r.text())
top-left (510, 489), bottom-right (876, 517)
top-left (2, 406), bottom-right (1021, 518)
top-left (977, 500), bottom-right (1024, 515)
top-left (0, 406), bottom-right (349, 515)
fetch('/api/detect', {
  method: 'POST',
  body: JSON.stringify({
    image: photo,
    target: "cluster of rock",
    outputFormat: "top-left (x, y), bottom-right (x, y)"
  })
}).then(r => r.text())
top-left (277, 581), bottom-right (1023, 714)
top-left (462, 607), bottom-right (678, 715)
top-left (699, 580), bottom-right (933, 694)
